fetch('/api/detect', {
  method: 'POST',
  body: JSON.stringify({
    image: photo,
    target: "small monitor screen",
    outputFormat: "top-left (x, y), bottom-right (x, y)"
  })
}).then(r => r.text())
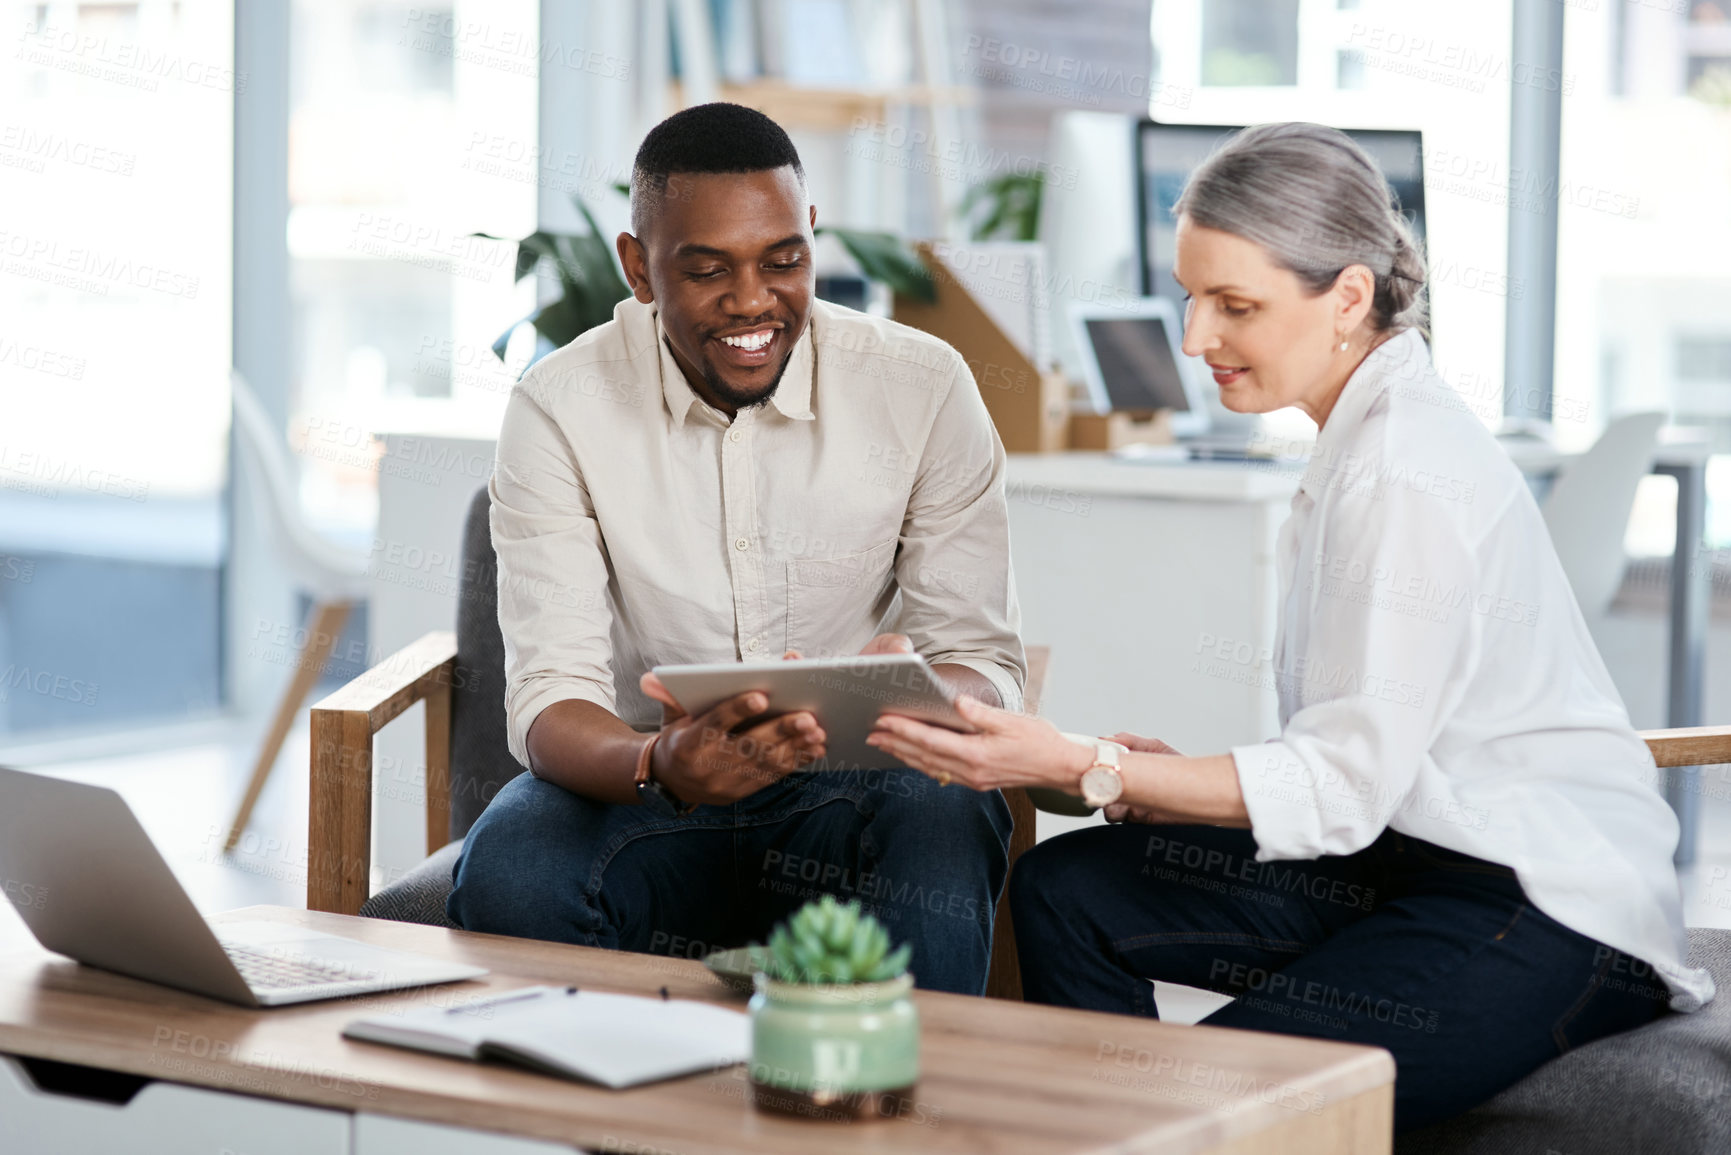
top-left (1084, 316), bottom-right (1191, 412)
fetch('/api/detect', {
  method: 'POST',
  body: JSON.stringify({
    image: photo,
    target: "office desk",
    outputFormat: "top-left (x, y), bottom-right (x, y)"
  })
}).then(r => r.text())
top-left (0, 906), bottom-right (1395, 1154)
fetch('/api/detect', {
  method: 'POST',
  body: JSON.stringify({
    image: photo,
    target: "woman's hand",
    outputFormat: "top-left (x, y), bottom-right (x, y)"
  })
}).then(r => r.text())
top-left (1102, 801), bottom-right (1174, 825)
top-left (1108, 733), bottom-right (1182, 757)
top-left (1097, 734), bottom-right (1184, 823)
top-left (867, 697), bottom-right (1092, 791)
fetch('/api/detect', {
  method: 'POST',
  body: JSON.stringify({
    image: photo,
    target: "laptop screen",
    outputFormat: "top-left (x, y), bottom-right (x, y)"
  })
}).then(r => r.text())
top-left (1083, 315), bottom-right (1192, 413)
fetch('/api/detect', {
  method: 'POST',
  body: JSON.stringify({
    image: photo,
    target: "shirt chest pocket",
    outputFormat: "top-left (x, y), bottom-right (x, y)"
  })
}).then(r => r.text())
top-left (786, 539), bottom-right (898, 656)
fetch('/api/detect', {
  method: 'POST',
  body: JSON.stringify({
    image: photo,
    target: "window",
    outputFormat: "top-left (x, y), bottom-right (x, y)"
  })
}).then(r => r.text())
top-left (285, 0), bottom-right (538, 544)
top-left (1679, 336), bottom-right (1731, 383)
top-left (1337, 48), bottom-right (1366, 89)
top-left (1560, 0), bottom-right (1731, 545)
top-left (0, 0), bottom-right (234, 736)
top-left (1201, 0), bottom-right (1300, 87)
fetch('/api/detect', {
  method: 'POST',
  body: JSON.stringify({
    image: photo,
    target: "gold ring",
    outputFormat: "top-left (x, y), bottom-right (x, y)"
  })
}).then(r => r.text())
top-left (938, 769), bottom-right (951, 787)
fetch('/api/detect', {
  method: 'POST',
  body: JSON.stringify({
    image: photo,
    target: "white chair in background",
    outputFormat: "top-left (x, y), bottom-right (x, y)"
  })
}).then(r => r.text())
top-left (226, 370), bottom-right (370, 850)
top-left (1540, 411), bottom-right (1666, 620)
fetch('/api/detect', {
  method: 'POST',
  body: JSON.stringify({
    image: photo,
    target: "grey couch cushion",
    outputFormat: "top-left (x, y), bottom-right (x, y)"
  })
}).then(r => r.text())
top-left (450, 485), bottom-right (528, 839)
top-left (358, 838), bottom-right (463, 928)
top-left (1399, 927), bottom-right (1731, 1155)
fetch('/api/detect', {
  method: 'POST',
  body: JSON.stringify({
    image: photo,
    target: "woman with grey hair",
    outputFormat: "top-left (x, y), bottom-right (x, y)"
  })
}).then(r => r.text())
top-left (867, 121), bottom-right (1713, 1130)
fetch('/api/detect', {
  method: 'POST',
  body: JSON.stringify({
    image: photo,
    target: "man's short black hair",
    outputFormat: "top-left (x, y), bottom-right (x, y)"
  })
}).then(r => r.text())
top-left (630, 103), bottom-right (805, 235)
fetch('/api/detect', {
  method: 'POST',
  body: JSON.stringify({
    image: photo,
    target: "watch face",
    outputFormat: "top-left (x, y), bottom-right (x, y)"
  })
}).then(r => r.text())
top-left (1080, 765), bottom-right (1122, 809)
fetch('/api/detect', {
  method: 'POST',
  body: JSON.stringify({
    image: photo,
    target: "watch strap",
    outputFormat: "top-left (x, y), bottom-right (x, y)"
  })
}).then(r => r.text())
top-left (633, 730), bottom-right (662, 787)
top-left (1089, 740), bottom-right (1122, 770)
top-left (634, 731), bottom-right (696, 815)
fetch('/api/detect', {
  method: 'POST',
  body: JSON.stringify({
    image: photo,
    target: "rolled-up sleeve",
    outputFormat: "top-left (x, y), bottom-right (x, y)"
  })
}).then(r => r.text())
top-left (1231, 489), bottom-right (1488, 861)
top-left (893, 354), bottom-right (1027, 712)
top-left (491, 376), bottom-right (618, 769)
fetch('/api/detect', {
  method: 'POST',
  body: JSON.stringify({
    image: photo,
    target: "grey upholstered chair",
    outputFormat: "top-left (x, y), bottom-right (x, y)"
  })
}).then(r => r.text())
top-left (306, 485), bottom-right (522, 931)
top-left (1398, 927), bottom-right (1731, 1154)
top-left (306, 484), bottom-right (1045, 1000)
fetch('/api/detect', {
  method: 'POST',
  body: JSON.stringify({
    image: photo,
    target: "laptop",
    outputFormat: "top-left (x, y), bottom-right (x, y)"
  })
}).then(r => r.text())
top-left (1071, 297), bottom-right (1272, 460)
top-left (0, 766), bottom-right (487, 1007)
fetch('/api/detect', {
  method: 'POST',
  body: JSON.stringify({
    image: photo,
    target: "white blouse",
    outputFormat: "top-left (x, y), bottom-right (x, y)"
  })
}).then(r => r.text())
top-left (1230, 329), bottom-right (1714, 1012)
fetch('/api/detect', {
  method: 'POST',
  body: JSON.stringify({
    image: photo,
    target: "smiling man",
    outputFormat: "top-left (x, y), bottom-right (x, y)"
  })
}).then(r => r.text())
top-left (445, 103), bottom-right (1027, 995)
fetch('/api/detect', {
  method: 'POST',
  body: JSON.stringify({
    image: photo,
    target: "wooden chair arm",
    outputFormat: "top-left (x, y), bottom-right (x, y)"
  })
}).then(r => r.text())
top-left (1641, 726), bottom-right (1731, 769)
top-left (1022, 645), bottom-right (1049, 717)
top-left (308, 630), bottom-right (458, 915)
top-left (987, 645), bottom-right (1049, 1002)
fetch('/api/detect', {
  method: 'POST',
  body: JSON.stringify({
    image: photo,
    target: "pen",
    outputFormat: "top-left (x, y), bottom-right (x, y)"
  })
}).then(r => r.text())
top-left (445, 986), bottom-right (559, 1014)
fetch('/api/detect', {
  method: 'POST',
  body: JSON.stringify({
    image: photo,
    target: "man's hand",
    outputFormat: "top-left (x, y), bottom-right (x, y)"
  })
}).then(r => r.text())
top-left (638, 648), bottom-right (807, 726)
top-left (860, 633), bottom-right (914, 655)
top-left (637, 672), bottom-right (826, 806)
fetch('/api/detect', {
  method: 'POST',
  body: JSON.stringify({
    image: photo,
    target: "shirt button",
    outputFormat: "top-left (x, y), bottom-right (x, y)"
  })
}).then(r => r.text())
top-left (748, 638), bottom-right (761, 652)
top-left (735, 537), bottom-right (750, 551)
top-left (729, 428), bottom-right (742, 442)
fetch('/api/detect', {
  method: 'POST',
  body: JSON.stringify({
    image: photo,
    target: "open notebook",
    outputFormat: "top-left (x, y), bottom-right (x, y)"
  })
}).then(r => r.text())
top-left (343, 986), bottom-right (750, 1089)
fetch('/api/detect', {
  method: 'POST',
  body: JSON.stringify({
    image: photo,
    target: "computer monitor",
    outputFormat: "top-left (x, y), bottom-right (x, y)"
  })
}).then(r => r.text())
top-left (1135, 120), bottom-right (1426, 308)
top-left (1070, 298), bottom-right (1210, 436)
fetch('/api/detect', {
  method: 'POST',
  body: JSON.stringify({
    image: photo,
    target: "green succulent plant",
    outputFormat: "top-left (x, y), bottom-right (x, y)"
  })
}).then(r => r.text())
top-left (755, 896), bottom-right (912, 985)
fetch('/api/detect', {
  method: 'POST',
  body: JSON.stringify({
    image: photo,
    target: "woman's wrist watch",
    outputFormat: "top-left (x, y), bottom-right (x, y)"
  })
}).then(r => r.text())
top-left (1066, 735), bottom-right (1130, 809)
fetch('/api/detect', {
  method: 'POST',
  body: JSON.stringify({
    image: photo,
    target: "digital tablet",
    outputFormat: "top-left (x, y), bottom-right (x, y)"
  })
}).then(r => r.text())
top-left (650, 654), bottom-right (973, 772)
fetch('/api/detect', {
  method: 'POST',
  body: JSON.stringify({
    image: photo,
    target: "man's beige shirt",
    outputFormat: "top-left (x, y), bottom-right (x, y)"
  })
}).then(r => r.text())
top-left (490, 295), bottom-right (1026, 768)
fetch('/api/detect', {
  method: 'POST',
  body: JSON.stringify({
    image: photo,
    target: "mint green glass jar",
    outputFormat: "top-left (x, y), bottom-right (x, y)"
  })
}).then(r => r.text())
top-left (748, 972), bottom-right (919, 1119)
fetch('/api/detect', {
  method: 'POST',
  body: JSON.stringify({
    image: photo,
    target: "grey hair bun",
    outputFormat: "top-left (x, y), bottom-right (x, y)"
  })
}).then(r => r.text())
top-left (1174, 122), bottom-right (1430, 339)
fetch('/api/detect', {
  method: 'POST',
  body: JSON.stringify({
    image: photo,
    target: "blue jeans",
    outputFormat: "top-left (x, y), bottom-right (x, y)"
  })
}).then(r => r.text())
top-left (448, 767), bottom-right (1013, 995)
top-left (1010, 823), bottom-right (1670, 1132)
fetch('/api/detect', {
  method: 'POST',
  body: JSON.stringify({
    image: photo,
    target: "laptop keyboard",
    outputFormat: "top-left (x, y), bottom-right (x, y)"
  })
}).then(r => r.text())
top-left (224, 944), bottom-right (378, 991)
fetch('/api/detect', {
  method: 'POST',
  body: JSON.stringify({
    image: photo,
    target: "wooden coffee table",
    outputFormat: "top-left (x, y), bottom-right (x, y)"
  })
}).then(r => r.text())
top-left (0, 906), bottom-right (1393, 1153)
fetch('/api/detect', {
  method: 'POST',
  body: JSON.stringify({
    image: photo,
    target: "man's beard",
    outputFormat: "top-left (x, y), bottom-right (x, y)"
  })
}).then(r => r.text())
top-left (700, 346), bottom-right (795, 411)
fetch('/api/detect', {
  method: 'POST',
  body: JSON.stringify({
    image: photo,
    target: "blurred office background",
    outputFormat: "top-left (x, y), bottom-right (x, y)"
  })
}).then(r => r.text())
top-left (4, 0), bottom-right (1731, 922)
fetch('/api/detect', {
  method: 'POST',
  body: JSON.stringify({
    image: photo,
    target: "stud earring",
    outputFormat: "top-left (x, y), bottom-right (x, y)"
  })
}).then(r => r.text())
top-left (1338, 337), bottom-right (1349, 352)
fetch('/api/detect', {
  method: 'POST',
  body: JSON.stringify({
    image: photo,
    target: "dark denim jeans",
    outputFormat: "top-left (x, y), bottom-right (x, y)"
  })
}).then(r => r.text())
top-left (447, 767), bottom-right (1013, 995)
top-left (1011, 823), bottom-right (1670, 1132)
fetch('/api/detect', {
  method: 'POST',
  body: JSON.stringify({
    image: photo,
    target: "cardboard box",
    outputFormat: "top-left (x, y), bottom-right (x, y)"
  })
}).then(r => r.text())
top-left (892, 243), bottom-right (1067, 453)
top-left (1067, 410), bottom-right (1174, 451)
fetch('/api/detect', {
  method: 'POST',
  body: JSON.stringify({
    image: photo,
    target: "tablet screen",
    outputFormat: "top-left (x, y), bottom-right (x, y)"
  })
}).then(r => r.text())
top-left (1084, 315), bottom-right (1191, 412)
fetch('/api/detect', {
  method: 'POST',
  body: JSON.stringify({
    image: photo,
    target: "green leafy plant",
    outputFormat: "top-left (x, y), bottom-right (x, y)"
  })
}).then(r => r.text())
top-left (959, 171), bottom-right (1045, 243)
top-left (755, 896), bottom-right (912, 985)
top-left (816, 226), bottom-right (936, 303)
top-left (477, 195), bottom-right (633, 367)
